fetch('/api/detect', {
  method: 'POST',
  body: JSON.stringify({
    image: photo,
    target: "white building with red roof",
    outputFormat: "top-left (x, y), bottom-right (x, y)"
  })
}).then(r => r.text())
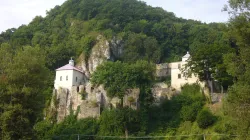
top-left (54, 58), bottom-right (85, 90)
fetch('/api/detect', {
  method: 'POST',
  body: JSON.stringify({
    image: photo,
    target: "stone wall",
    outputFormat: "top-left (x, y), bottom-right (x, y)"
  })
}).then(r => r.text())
top-left (155, 63), bottom-right (171, 77)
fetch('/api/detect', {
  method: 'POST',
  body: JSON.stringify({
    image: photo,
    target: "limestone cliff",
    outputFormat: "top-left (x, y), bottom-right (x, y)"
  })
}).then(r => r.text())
top-left (51, 85), bottom-right (140, 122)
top-left (152, 83), bottom-right (178, 105)
top-left (78, 35), bottom-right (123, 78)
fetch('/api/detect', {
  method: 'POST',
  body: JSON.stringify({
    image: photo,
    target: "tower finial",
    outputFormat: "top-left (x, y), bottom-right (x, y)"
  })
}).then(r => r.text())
top-left (69, 57), bottom-right (74, 66)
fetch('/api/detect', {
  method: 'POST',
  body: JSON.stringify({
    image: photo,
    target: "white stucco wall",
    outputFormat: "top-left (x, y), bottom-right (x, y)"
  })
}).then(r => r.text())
top-left (170, 62), bottom-right (201, 90)
top-left (72, 70), bottom-right (84, 86)
top-left (54, 70), bottom-right (84, 90)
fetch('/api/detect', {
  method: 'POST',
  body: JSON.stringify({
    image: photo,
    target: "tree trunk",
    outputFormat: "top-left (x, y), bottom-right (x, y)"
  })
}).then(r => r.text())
top-left (125, 125), bottom-right (128, 139)
top-left (208, 80), bottom-right (213, 94)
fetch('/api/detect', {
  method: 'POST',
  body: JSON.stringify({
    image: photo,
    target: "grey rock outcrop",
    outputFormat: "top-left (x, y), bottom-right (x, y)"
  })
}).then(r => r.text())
top-left (152, 82), bottom-right (178, 105)
top-left (79, 35), bottom-right (123, 78)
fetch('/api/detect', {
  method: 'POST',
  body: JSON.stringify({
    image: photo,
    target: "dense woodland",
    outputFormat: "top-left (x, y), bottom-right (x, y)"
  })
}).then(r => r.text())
top-left (0, 0), bottom-right (250, 139)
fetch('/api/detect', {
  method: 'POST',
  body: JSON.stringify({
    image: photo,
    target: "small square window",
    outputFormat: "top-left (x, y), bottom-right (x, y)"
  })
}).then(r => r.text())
top-left (178, 74), bottom-right (181, 79)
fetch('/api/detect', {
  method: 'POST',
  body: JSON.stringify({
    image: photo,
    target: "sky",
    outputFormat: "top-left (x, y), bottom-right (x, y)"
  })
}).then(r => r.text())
top-left (0, 0), bottom-right (229, 33)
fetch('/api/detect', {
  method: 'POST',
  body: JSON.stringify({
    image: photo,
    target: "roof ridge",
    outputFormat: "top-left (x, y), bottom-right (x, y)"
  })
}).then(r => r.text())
top-left (56, 64), bottom-right (83, 73)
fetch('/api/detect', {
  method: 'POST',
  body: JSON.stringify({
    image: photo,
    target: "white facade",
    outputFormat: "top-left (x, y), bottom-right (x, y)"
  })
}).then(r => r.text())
top-left (54, 59), bottom-right (84, 90)
top-left (170, 52), bottom-right (203, 90)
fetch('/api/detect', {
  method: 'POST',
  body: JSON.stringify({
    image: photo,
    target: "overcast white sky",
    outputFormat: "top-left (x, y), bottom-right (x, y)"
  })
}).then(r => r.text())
top-left (0, 0), bottom-right (229, 33)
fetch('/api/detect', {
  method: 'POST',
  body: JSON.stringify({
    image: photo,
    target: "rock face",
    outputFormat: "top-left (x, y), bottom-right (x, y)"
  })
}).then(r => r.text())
top-left (52, 86), bottom-right (100, 122)
top-left (155, 63), bottom-right (171, 78)
top-left (79, 35), bottom-right (123, 78)
top-left (152, 82), bottom-right (178, 105)
top-left (52, 85), bottom-right (140, 122)
top-left (123, 89), bottom-right (140, 110)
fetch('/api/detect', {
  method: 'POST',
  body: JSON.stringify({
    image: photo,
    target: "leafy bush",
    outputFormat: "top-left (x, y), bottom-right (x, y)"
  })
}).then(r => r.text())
top-left (34, 115), bottom-right (98, 140)
top-left (99, 108), bottom-right (140, 136)
top-left (180, 101), bottom-right (203, 122)
top-left (181, 83), bottom-right (204, 100)
top-left (197, 108), bottom-right (216, 129)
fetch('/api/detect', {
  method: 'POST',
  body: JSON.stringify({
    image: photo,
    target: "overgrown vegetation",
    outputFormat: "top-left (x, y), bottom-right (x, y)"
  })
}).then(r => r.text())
top-left (91, 61), bottom-right (154, 99)
top-left (0, 0), bottom-right (250, 139)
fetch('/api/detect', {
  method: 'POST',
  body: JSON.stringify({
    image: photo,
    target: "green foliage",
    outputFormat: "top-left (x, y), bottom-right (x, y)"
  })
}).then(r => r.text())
top-left (80, 35), bottom-right (96, 59)
top-left (91, 61), bottom-right (154, 99)
top-left (178, 84), bottom-right (205, 122)
top-left (222, 0), bottom-right (250, 137)
top-left (0, 0), bottom-right (214, 69)
top-left (180, 102), bottom-right (203, 122)
top-left (0, 0), bottom-right (244, 138)
top-left (185, 24), bottom-right (233, 92)
top-left (197, 108), bottom-right (216, 129)
top-left (34, 115), bottom-right (98, 140)
top-left (79, 90), bottom-right (88, 100)
top-left (0, 46), bottom-right (50, 139)
top-left (127, 96), bottom-right (135, 103)
top-left (123, 33), bottom-right (161, 63)
top-left (148, 84), bottom-right (205, 135)
top-left (98, 108), bottom-right (140, 137)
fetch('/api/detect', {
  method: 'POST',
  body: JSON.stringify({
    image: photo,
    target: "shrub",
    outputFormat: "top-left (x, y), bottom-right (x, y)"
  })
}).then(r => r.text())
top-left (197, 108), bottom-right (216, 129)
top-left (180, 101), bottom-right (203, 122)
top-left (128, 96), bottom-right (135, 103)
top-left (79, 90), bottom-right (88, 100)
top-left (181, 83), bottom-right (204, 100)
top-left (90, 100), bottom-right (99, 108)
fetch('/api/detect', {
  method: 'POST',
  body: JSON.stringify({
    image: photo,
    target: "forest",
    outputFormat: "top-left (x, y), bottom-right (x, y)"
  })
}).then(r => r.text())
top-left (0, 0), bottom-right (250, 139)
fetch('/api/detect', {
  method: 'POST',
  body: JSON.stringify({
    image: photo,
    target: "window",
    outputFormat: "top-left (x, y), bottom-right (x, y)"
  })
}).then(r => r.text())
top-left (178, 64), bottom-right (181, 69)
top-left (76, 77), bottom-right (78, 82)
top-left (60, 76), bottom-right (62, 81)
top-left (178, 74), bottom-right (181, 79)
top-left (77, 86), bottom-right (79, 93)
top-left (66, 76), bottom-right (68, 81)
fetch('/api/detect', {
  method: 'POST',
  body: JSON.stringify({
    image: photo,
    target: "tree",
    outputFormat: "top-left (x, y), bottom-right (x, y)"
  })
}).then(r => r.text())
top-left (123, 33), bottom-right (161, 63)
top-left (223, 0), bottom-right (250, 138)
top-left (98, 108), bottom-right (140, 138)
top-left (0, 46), bottom-right (50, 139)
top-left (91, 61), bottom-right (154, 99)
top-left (185, 25), bottom-right (233, 94)
top-left (197, 108), bottom-right (216, 129)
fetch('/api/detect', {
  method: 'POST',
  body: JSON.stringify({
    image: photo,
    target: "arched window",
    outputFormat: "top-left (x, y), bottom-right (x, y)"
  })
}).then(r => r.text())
top-left (60, 76), bottom-right (62, 81)
top-left (76, 77), bottom-right (78, 82)
top-left (66, 76), bottom-right (68, 81)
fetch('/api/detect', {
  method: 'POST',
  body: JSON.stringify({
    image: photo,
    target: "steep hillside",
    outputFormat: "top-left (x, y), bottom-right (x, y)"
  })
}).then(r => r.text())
top-left (0, 0), bottom-right (236, 139)
top-left (0, 0), bottom-right (225, 70)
